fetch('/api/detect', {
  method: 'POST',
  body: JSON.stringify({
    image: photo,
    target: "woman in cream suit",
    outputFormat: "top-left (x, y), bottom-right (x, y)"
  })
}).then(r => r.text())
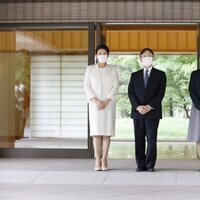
top-left (84, 44), bottom-right (119, 171)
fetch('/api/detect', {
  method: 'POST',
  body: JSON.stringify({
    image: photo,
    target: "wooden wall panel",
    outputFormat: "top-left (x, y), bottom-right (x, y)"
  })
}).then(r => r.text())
top-left (0, 32), bottom-right (6, 50)
top-left (16, 32), bottom-right (25, 50)
top-left (106, 30), bottom-right (197, 52)
top-left (43, 31), bottom-right (53, 49)
top-left (119, 31), bottom-right (129, 50)
top-left (129, 32), bottom-right (139, 50)
top-left (187, 31), bottom-right (197, 50)
top-left (148, 32), bottom-right (158, 50)
top-left (158, 31), bottom-right (168, 50)
top-left (6, 32), bottom-right (15, 51)
top-left (168, 31), bottom-right (177, 50)
top-left (0, 31), bottom-right (88, 52)
top-left (24, 31), bottom-right (35, 50)
top-left (81, 31), bottom-right (88, 50)
top-left (139, 31), bottom-right (149, 50)
top-left (53, 31), bottom-right (63, 49)
top-left (71, 31), bottom-right (82, 49)
top-left (178, 31), bottom-right (187, 50)
top-left (34, 31), bottom-right (44, 51)
top-left (0, 30), bottom-right (197, 53)
top-left (109, 31), bottom-right (120, 50)
top-left (63, 31), bottom-right (72, 49)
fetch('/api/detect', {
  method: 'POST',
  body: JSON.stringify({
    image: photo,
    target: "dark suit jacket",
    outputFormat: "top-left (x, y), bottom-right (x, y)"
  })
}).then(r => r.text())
top-left (189, 69), bottom-right (200, 110)
top-left (128, 67), bottom-right (166, 119)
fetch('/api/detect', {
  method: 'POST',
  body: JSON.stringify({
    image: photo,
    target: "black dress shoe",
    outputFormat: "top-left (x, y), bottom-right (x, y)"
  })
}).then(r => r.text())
top-left (136, 167), bottom-right (147, 172)
top-left (148, 168), bottom-right (155, 172)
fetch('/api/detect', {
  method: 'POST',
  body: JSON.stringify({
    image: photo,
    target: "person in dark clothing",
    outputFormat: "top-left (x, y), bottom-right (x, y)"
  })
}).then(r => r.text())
top-left (128, 48), bottom-right (166, 172)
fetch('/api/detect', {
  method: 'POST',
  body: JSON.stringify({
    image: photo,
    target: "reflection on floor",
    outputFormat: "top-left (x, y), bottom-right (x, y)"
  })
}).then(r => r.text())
top-left (14, 138), bottom-right (196, 159)
top-left (15, 137), bottom-right (87, 149)
top-left (110, 141), bottom-right (196, 159)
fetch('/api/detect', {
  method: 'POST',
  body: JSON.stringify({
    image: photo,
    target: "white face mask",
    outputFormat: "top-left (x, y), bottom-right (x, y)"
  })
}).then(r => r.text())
top-left (142, 57), bottom-right (153, 67)
top-left (97, 55), bottom-right (108, 64)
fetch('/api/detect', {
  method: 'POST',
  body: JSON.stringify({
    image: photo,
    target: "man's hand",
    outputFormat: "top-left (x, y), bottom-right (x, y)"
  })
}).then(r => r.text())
top-left (143, 105), bottom-right (152, 113)
top-left (136, 105), bottom-right (147, 115)
top-left (136, 105), bottom-right (153, 115)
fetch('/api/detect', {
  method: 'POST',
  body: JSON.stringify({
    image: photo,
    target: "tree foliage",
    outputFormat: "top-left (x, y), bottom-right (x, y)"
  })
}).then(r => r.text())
top-left (109, 54), bottom-right (197, 119)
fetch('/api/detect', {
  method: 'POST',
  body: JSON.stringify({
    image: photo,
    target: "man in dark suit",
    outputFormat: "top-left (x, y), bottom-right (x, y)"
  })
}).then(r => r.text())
top-left (128, 48), bottom-right (166, 172)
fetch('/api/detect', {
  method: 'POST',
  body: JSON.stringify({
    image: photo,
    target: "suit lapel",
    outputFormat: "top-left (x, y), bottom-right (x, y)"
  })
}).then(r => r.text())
top-left (94, 64), bottom-right (101, 84)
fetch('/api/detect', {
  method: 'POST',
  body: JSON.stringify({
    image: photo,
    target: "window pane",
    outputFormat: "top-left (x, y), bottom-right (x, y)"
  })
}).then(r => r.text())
top-left (0, 29), bottom-right (88, 149)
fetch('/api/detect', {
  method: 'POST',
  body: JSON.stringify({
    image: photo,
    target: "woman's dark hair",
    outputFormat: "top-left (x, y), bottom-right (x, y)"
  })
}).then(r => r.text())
top-left (95, 44), bottom-right (110, 55)
top-left (140, 48), bottom-right (154, 58)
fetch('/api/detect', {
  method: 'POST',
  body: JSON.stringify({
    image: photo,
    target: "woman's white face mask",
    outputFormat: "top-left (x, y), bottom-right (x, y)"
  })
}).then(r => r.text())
top-left (97, 55), bottom-right (108, 64)
top-left (142, 56), bottom-right (153, 68)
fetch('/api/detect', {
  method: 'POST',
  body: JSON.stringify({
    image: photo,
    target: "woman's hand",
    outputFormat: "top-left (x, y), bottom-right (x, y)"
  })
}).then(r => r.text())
top-left (92, 97), bottom-right (105, 110)
top-left (103, 98), bottom-right (111, 108)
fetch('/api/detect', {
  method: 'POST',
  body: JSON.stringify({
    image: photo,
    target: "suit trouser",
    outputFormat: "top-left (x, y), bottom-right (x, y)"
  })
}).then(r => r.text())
top-left (133, 118), bottom-right (159, 169)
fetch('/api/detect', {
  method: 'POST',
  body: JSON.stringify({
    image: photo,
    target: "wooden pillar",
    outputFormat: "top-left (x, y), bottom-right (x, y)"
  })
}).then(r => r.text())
top-left (0, 53), bottom-right (16, 147)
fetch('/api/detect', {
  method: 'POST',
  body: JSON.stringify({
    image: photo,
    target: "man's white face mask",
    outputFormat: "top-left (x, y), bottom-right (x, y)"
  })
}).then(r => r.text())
top-left (97, 55), bottom-right (108, 64)
top-left (142, 57), bottom-right (153, 68)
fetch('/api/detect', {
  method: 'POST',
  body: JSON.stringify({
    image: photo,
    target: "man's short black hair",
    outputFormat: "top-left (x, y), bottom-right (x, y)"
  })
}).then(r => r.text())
top-left (140, 48), bottom-right (154, 58)
top-left (95, 44), bottom-right (110, 54)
